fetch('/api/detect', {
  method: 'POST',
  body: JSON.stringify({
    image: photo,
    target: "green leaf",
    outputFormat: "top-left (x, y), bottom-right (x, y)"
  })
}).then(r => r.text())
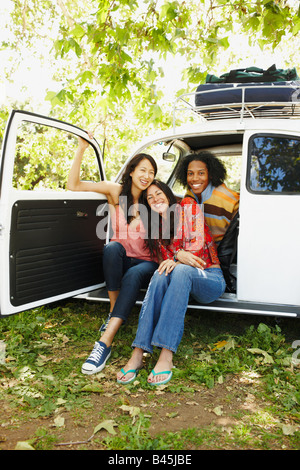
top-left (247, 348), bottom-right (274, 364)
top-left (119, 405), bottom-right (140, 418)
top-left (77, 70), bottom-right (94, 84)
top-left (81, 383), bottom-right (104, 393)
top-left (292, 19), bottom-right (300, 35)
top-left (68, 38), bottom-right (82, 57)
top-left (93, 419), bottom-right (118, 435)
top-left (70, 25), bottom-right (85, 38)
top-left (166, 411), bottom-right (179, 418)
top-left (218, 36), bottom-right (229, 49)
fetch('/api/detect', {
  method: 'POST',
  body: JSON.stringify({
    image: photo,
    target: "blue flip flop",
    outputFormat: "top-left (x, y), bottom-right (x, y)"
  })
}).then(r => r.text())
top-left (117, 367), bottom-right (141, 385)
top-left (148, 369), bottom-right (173, 386)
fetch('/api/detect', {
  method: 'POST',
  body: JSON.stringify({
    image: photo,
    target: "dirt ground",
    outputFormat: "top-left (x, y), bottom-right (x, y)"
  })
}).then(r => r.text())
top-left (0, 371), bottom-right (287, 451)
top-left (1, 311), bottom-right (299, 451)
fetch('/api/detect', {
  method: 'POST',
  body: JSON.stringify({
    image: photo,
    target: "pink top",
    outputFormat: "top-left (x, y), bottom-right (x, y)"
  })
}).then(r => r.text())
top-left (111, 205), bottom-right (153, 261)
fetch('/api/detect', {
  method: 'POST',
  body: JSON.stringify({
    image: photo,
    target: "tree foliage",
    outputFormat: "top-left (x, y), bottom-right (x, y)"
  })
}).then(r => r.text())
top-left (5, 1), bottom-right (300, 117)
top-left (2, 0), bottom-right (300, 178)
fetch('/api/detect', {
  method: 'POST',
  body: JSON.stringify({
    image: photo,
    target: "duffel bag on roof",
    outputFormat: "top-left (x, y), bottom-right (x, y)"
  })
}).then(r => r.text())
top-left (205, 64), bottom-right (298, 84)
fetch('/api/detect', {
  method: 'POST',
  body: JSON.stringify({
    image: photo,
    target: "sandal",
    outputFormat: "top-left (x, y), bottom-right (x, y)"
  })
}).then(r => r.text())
top-left (117, 367), bottom-right (141, 385)
top-left (148, 369), bottom-right (173, 386)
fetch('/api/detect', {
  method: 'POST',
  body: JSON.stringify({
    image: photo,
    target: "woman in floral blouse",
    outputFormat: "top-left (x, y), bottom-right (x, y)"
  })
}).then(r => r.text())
top-left (117, 180), bottom-right (226, 386)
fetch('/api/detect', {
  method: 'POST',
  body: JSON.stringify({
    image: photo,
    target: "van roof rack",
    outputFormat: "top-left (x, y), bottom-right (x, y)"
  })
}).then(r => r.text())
top-left (172, 84), bottom-right (300, 132)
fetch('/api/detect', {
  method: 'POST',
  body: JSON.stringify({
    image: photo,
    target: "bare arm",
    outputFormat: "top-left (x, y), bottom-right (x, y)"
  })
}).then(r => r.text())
top-left (67, 134), bottom-right (121, 205)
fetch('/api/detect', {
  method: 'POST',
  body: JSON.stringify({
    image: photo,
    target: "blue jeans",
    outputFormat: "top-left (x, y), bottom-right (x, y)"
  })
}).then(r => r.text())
top-left (103, 241), bottom-right (158, 322)
top-left (132, 265), bottom-right (226, 353)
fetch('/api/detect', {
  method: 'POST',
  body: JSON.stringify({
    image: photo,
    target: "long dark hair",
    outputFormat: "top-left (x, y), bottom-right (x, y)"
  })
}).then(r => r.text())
top-left (175, 151), bottom-right (227, 188)
top-left (142, 179), bottom-right (179, 259)
top-left (119, 153), bottom-right (157, 223)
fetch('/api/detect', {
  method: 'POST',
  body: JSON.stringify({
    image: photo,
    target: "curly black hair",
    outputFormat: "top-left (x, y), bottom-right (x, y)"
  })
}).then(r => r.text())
top-left (175, 151), bottom-right (227, 188)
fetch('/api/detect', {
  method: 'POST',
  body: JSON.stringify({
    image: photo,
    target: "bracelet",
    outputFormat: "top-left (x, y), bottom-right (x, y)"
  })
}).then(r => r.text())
top-left (173, 249), bottom-right (184, 262)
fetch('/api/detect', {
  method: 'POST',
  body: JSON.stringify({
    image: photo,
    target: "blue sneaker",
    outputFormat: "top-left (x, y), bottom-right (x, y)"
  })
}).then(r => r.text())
top-left (81, 341), bottom-right (111, 375)
top-left (99, 312), bottom-right (112, 333)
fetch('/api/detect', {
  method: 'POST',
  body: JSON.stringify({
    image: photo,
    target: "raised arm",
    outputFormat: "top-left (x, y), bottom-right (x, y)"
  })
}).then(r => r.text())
top-left (66, 134), bottom-right (121, 205)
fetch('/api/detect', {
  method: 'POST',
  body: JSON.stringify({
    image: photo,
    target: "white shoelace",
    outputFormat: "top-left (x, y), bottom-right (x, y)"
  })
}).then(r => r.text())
top-left (88, 343), bottom-right (105, 363)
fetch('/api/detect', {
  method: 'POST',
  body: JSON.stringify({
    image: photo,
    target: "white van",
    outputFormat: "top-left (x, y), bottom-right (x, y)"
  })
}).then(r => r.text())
top-left (0, 86), bottom-right (300, 319)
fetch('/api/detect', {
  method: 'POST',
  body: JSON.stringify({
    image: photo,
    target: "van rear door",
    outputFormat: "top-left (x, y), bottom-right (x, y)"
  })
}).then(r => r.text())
top-left (238, 130), bottom-right (300, 307)
top-left (0, 110), bottom-right (108, 316)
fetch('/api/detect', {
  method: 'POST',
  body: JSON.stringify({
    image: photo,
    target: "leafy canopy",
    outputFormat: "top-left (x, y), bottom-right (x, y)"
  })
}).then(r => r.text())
top-left (5, 0), bottom-right (300, 125)
top-left (2, 0), bottom-right (300, 177)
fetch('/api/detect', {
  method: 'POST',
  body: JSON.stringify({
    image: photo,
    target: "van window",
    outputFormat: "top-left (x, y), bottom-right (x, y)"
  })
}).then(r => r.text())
top-left (13, 122), bottom-right (101, 191)
top-left (249, 134), bottom-right (300, 193)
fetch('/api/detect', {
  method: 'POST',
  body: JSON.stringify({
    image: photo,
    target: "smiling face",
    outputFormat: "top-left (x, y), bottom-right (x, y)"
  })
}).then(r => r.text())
top-left (186, 160), bottom-right (210, 196)
top-left (146, 184), bottom-right (170, 215)
top-left (130, 158), bottom-right (156, 191)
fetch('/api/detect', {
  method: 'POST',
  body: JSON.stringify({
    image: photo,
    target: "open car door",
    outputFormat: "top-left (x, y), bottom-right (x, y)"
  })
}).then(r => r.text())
top-left (0, 110), bottom-right (108, 316)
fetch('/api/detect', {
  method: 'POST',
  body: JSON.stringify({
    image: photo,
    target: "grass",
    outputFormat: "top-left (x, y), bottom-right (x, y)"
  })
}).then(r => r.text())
top-left (0, 299), bottom-right (299, 450)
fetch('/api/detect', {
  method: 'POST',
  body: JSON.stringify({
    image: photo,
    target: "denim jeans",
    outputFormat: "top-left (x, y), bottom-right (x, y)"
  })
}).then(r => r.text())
top-left (132, 264), bottom-right (226, 353)
top-left (103, 241), bottom-right (158, 322)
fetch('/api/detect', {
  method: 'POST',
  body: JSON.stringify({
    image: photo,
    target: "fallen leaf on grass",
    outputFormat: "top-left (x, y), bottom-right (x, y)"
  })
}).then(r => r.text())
top-left (93, 419), bottom-right (118, 436)
top-left (15, 441), bottom-right (35, 450)
top-left (213, 340), bottom-right (228, 350)
top-left (154, 384), bottom-right (169, 393)
top-left (54, 416), bottom-right (65, 428)
top-left (81, 383), bottom-right (104, 393)
top-left (55, 419), bottom-right (118, 447)
top-left (247, 348), bottom-right (274, 364)
top-left (213, 339), bottom-right (235, 351)
top-left (212, 406), bottom-right (223, 416)
top-left (119, 404), bottom-right (140, 419)
top-left (166, 412), bottom-right (179, 419)
top-left (119, 405), bottom-right (141, 423)
top-left (56, 398), bottom-right (67, 405)
top-left (282, 424), bottom-right (298, 436)
top-left (36, 354), bottom-right (52, 366)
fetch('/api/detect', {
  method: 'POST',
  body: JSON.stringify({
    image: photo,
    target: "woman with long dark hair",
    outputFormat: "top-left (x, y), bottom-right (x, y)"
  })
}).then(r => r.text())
top-left (116, 180), bottom-right (226, 386)
top-left (142, 179), bottom-right (178, 261)
top-left (67, 133), bottom-right (158, 374)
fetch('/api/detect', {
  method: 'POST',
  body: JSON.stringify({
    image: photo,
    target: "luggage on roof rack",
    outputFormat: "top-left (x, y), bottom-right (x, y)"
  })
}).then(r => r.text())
top-left (195, 65), bottom-right (300, 115)
top-left (205, 64), bottom-right (298, 83)
top-left (194, 81), bottom-right (300, 110)
top-left (172, 67), bottom-right (300, 129)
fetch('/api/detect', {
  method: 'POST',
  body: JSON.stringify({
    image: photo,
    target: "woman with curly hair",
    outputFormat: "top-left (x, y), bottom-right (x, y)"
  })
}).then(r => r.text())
top-left (175, 151), bottom-right (239, 244)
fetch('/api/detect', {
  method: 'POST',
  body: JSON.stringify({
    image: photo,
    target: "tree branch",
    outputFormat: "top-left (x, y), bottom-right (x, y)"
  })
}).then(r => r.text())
top-left (56, 0), bottom-right (75, 28)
